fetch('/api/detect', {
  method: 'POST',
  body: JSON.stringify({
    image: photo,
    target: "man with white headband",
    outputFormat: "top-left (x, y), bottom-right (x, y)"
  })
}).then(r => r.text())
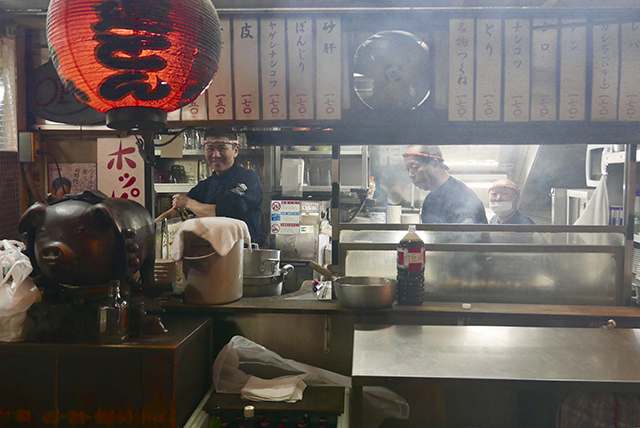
top-left (488, 178), bottom-right (534, 225)
top-left (155, 131), bottom-right (263, 243)
top-left (403, 145), bottom-right (487, 224)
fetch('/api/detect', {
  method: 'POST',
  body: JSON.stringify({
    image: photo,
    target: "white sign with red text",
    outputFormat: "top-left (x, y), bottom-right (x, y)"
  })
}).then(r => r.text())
top-left (97, 136), bottom-right (145, 205)
top-left (207, 17), bottom-right (233, 120)
top-left (270, 200), bottom-right (301, 234)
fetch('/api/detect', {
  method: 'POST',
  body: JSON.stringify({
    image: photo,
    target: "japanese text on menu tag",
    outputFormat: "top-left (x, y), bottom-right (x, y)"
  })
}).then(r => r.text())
top-left (234, 19), bottom-right (260, 120)
top-left (559, 18), bottom-right (586, 121)
top-left (316, 17), bottom-right (341, 120)
top-left (261, 18), bottom-right (287, 120)
top-left (619, 22), bottom-right (640, 121)
top-left (288, 18), bottom-right (315, 120)
top-left (531, 19), bottom-right (558, 121)
top-left (207, 17), bottom-right (233, 120)
top-left (504, 19), bottom-right (531, 122)
top-left (475, 19), bottom-right (502, 121)
top-left (592, 24), bottom-right (619, 121)
top-left (449, 19), bottom-right (475, 121)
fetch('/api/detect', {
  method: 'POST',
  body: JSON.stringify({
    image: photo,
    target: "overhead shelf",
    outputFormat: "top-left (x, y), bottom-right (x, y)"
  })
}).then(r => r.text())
top-left (603, 149), bottom-right (640, 165)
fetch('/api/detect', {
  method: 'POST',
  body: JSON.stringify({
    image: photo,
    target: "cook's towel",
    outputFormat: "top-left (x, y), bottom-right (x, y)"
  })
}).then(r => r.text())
top-left (240, 375), bottom-right (307, 403)
top-left (171, 217), bottom-right (251, 261)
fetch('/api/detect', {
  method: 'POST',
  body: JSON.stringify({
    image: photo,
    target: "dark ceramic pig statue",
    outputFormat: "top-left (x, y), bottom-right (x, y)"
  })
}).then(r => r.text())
top-left (18, 190), bottom-right (155, 287)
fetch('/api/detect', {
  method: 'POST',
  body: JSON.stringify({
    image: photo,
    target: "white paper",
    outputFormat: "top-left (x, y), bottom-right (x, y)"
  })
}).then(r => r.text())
top-left (180, 92), bottom-right (207, 121)
top-left (619, 22), bottom-right (640, 121)
top-left (97, 136), bottom-right (145, 205)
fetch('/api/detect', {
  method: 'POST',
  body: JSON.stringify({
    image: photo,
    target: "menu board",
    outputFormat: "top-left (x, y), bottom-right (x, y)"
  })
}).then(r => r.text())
top-left (531, 18), bottom-right (558, 121)
top-left (592, 24), bottom-right (619, 121)
top-left (619, 22), bottom-right (640, 121)
top-left (316, 17), bottom-right (342, 120)
top-left (504, 19), bottom-right (531, 122)
top-left (233, 18), bottom-right (260, 120)
top-left (448, 19), bottom-right (475, 121)
top-left (260, 18), bottom-right (287, 121)
top-left (207, 17), bottom-right (233, 121)
top-left (559, 18), bottom-right (586, 121)
top-left (288, 18), bottom-right (315, 120)
top-left (181, 92), bottom-right (207, 121)
top-left (475, 19), bottom-right (502, 121)
top-left (166, 108), bottom-right (181, 122)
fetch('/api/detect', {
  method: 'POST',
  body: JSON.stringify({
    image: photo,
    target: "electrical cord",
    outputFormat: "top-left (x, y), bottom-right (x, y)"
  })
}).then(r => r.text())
top-left (35, 149), bottom-right (67, 195)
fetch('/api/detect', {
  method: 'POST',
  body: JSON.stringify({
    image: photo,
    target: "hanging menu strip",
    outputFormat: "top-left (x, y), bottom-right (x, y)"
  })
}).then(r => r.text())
top-left (260, 18), bottom-right (287, 121)
top-left (475, 19), bottom-right (502, 121)
top-left (316, 17), bottom-right (341, 120)
top-left (207, 17), bottom-right (233, 121)
top-left (619, 22), bottom-right (640, 121)
top-left (181, 92), bottom-right (208, 121)
top-left (287, 18), bottom-right (315, 120)
top-left (504, 19), bottom-right (531, 122)
top-left (449, 19), bottom-right (475, 121)
top-left (531, 19), bottom-right (558, 121)
top-left (591, 24), bottom-right (619, 121)
top-left (559, 18), bottom-right (586, 121)
top-left (233, 18), bottom-right (260, 120)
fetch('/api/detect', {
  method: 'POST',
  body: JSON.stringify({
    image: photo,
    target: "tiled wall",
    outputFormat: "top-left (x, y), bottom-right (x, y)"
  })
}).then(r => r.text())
top-left (0, 151), bottom-right (20, 239)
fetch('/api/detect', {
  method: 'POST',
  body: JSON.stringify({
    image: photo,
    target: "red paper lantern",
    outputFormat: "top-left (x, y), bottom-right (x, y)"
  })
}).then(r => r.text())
top-left (46, 0), bottom-right (221, 131)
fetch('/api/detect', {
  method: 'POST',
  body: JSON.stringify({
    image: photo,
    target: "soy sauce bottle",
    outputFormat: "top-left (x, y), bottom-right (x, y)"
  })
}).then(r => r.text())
top-left (396, 225), bottom-right (425, 306)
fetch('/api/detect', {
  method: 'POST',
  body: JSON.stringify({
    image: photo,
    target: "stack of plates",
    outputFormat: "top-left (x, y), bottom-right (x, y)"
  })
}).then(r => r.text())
top-left (154, 259), bottom-right (177, 288)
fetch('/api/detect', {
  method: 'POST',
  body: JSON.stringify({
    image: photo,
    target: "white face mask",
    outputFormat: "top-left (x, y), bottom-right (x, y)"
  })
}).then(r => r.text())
top-left (490, 201), bottom-right (516, 218)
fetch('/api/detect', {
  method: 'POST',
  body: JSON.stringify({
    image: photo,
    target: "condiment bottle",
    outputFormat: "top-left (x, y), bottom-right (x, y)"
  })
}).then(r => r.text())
top-left (396, 225), bottom-right (425, 306)
top-left (208, 406), bottom-right (222, 428)
top-left (244, 405), bottom-right (256, 428)
top-left (98, 280), bottom-right (129, 343)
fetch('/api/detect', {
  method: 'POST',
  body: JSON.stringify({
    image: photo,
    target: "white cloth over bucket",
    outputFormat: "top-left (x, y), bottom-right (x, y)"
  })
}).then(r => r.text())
top-left (213, 335), bottom-right (410, 428)
top-left (172, 218), bottom-right (251, 304)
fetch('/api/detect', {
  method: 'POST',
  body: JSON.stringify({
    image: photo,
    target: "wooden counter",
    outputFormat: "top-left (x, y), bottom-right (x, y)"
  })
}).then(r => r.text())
top-left (0, 316), bottom-right (212, 428)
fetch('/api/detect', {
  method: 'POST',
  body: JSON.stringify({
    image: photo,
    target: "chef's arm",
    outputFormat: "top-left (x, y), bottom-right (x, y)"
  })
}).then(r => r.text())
top-left (173, 194), bottom-right (217, 218)
top-left (154, 208), bottom-right (179, 222)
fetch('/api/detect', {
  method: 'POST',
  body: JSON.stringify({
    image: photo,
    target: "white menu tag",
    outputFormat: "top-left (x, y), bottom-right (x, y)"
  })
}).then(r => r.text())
top-left (592, 24), bottom-right (619, 121)
top-left (504, 19), bottom-right (531, 122)
top-left (181, 92), bottom-right (207, 121)
top-left (233, 18), bottom-right (260, 120)
top-left (448, 19), bottom-right (475, 121)
top-left (531, 19), bottom-right (558, 121)
top-left (260, 18), bottom-right (287, 121)
top-left (316, 17), bottom-right (342, 120)
top-left (288, 18), bottom-right (315, 120)
top-left (619, 22), bottom-right (640, 121)
top-left (207, 17), bottom-right (233, 121)
top-left (559, 18), bottom-right (586, 121)
top-left (475, 19), bottom-right (502, 121)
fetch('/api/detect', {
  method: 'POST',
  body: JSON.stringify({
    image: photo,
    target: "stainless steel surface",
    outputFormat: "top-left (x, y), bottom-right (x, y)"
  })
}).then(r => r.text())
top-left (242, 264), bottom-right (294, 296)
top-left (352, 325), bottom-right (640, 385)
top-left (243, 244), bottom-right (281, 276)
top-left (623, 143), bottom-right (637, 305)
top-left (334, 276), bottom-right (398, 309)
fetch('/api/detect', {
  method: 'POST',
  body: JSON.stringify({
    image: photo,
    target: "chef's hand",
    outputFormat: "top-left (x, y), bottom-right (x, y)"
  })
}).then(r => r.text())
top-left (172, 194), bottom-right (192, 210)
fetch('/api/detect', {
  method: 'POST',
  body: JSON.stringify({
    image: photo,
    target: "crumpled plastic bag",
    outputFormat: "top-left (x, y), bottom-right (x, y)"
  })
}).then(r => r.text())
top-left (0, 240), bottom-right (41, 341)
top-left (212, 335), bottom-right (409, 428)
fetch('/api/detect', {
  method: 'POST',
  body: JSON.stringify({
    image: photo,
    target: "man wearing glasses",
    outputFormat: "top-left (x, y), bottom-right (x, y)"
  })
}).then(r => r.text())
top-left (403, 145), bottom-right (487, 224)
top-left (155, 131), bottom-right (263, 243)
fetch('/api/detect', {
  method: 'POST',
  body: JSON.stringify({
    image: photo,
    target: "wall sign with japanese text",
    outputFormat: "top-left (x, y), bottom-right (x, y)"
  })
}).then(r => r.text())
top-left (270, 200), bottom-right (301, 235)
top-left (97, 137), bottom-right (144, 205)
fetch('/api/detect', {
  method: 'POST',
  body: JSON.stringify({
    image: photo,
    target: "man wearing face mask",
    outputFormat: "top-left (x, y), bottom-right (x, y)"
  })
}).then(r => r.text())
top-left (403, 145), bottom-right (487, 224)
top-left (488, 178), bottom-right (534, 225)
top-left (155, 131), bottom-right (263, 243)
